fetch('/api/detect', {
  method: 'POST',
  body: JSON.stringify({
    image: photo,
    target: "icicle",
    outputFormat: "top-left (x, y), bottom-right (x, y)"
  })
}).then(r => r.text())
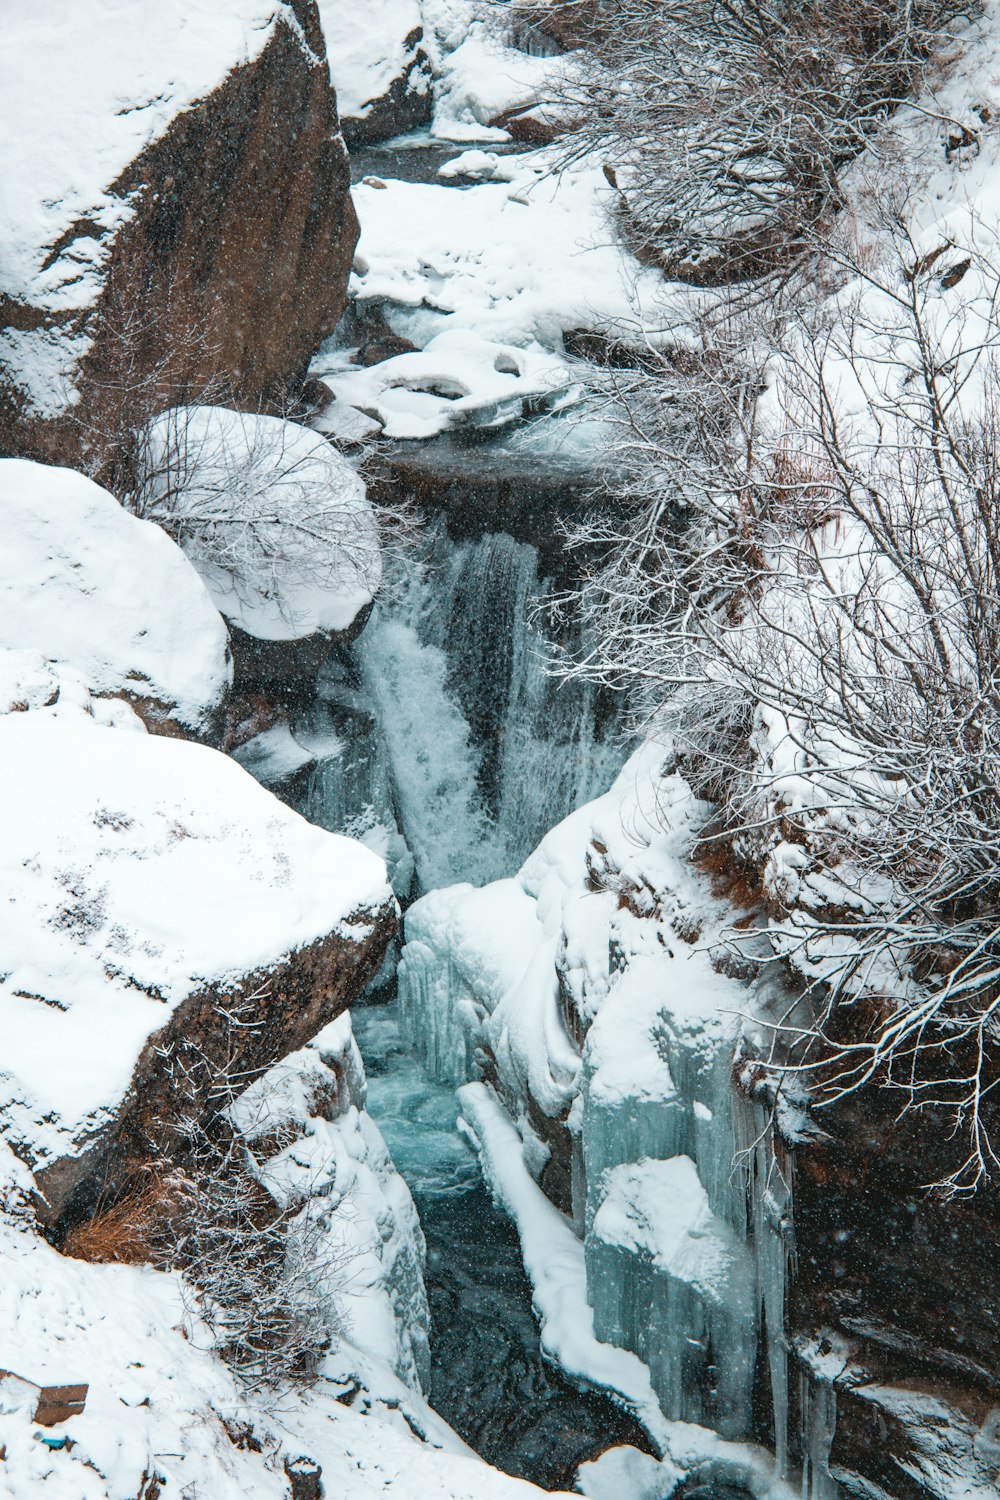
top-left (800, 1370), bottom-right (841, 1499)
top-left (396, 941), bottom-right (482, 1087)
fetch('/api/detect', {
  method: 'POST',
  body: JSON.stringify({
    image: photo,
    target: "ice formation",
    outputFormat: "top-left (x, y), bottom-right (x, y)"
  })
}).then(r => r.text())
top-left (396, 742), bottom-right (829, 1490)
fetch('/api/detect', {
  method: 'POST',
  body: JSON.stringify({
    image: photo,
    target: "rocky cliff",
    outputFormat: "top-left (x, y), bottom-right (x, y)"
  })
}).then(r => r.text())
top-left (0, 0), bottom-right (359, 470)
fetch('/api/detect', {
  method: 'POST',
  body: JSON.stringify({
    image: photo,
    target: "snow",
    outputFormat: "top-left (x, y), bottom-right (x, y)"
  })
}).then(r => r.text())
top-left (320, 328), bottom-right (574, 439)
top-left (438, 149), bottom-right (521, 181)
top-left (421, 0), bottom-right (564, 137)
top-left (141, 407), bottom-right (381, 640)
top-left (0, 1), bottom-right (308, 416)
top-left (316, 149), bottom-right (682, 441)
top-left (0, 1123), bottom-right (569, 1500)
top-left (345, 155), bottom-right (674, 348)
top-left (319, 0), bottom-right (430, 121)
top-left (593, 1156), bottom-right (740, 1295)
top-left (0, 459), bottom-right (231, 729)
top-left (231, 721), bottom-right (318, 785)
top-left (578, 1434), bottom-right (798, 1500)
top-left (0, 710), bottom-right (391, 1173)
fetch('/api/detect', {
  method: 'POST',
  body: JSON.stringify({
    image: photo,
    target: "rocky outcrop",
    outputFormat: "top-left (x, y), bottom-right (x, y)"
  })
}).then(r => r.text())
top-left (0, 1), bottom-right (359, 469)
top-left (0, 709), bottom-right (396, 1230)
top-left (318, 1), bottom-right (432, 145)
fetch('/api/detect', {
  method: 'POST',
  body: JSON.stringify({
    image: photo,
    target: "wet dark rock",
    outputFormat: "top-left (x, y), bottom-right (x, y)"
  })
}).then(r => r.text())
top-left (789, 1089), bottom-right (1000, 1497)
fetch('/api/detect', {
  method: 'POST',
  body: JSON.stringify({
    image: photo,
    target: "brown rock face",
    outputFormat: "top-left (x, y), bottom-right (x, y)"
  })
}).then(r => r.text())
top-left (1, 4), bottom-right (359, 470)
top-left (789, 1091), bottom-right (1000, 1496)
top-left (41, 898), bottom-right (397, 1232)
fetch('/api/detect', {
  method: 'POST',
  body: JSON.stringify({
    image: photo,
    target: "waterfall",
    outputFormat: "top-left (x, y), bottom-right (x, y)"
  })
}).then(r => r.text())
top-left (356, 521), bottom-right (624, 893)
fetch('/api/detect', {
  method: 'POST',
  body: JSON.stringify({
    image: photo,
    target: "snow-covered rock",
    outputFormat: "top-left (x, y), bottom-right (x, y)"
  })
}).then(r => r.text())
top-left (232, 1014), bottom-right (432, 1393)
top-left (423, 0), bottom-right (561, 139)
top-left (320, 0), bottom-right (433, 142)
top-left (0, 458), bottom-right (231, 731)
top-left (0, 1), bottom-right (357, 459)
top-left (0, 710), bottom-right (394, 1219)
top-left (0, 1137), bottom-right (572, 1500)
top-left (141, 407), bottom-right (381, 642)
top-left (321, 329), bottom-right (574, 439)
top-left (397, 744), bottom-right (769, 1445)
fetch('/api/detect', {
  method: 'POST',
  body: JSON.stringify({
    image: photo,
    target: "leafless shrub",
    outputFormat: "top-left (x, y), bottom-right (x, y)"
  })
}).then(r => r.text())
top-left (560, 202), bottom-right (1000, 1192)
top-left (537, 0), bottom-right (977, 280)
top-left (67, 998), bottom-right (353, 1393)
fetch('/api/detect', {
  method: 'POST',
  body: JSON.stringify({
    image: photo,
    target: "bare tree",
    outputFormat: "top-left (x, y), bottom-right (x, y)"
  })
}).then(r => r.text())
top-left (532, 0), bottom-right (977, 280)
top-left (559, 199), bottom-right (1000, 1192)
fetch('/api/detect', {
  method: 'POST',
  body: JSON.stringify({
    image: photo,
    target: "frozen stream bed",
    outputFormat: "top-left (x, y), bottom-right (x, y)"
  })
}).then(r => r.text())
top-left (351, 1002), bottom-right (650, 1489)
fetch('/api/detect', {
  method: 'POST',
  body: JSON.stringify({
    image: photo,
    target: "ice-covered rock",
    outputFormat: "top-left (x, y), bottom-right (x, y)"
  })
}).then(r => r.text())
top-left (588, 1155), bottom-right (755, 1437)
top-left (0, 458), bottom-right (231, 731)
top-left (231, 1014), bottom-right (431, 1393)
top-left (397, 742), bottom-right (787, 1457)
top-left (0, 710), bottom-right (395, 1219)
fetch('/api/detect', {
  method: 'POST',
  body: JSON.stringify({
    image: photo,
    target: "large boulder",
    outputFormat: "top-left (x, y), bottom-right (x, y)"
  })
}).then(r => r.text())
top-left (0, 0), bottom-right (359, 466)
top-left (139, 406), bottom-right (381, 693)
top-left (0, 458), bottom-right (231, 733)
top-left (0, 710), bottom-right (396, 1225)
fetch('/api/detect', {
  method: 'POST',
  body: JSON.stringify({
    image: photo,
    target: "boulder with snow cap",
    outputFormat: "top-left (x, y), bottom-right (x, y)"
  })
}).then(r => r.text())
top-left (138, 406), bottom-right (382, 691)
top-left (0, 711), bottom-right (396, 1225)
top-left (319, 0), bottom-right (433, 144)
top-left (0, 459), bottom-right (231, 733)
top-left (0, 0), bottom-right (358, 466)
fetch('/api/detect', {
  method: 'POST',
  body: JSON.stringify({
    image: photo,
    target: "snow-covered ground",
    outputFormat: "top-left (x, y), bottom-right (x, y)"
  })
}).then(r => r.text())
top-left (0, 1073), bottom-right (573, 1500)
top-left (315, 153), bottom-right (679, 440)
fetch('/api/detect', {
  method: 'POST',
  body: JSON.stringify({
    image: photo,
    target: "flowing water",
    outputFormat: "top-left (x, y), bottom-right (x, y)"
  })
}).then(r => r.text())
top-left (352, 1004), bottom-right (650, 1489)
top-left (245, 129), bottom-right (658, 1491)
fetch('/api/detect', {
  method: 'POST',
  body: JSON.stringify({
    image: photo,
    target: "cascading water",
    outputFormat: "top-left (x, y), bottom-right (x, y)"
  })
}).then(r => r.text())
top-left (299, 516), bottom-right (624, 895)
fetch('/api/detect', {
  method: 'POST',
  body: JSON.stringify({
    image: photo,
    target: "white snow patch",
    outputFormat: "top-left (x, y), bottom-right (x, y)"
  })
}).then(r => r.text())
top-left (0, 711), bottom-right (391, 1169)
top-left (0, 459), bottom-right (231, 729)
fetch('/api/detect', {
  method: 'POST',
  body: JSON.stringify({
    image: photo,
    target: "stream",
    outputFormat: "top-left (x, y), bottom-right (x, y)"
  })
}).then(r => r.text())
top-left (352, 1003), bottom-right (648, 1489)
top-left (246, 130), bottom-right (651, 1489)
